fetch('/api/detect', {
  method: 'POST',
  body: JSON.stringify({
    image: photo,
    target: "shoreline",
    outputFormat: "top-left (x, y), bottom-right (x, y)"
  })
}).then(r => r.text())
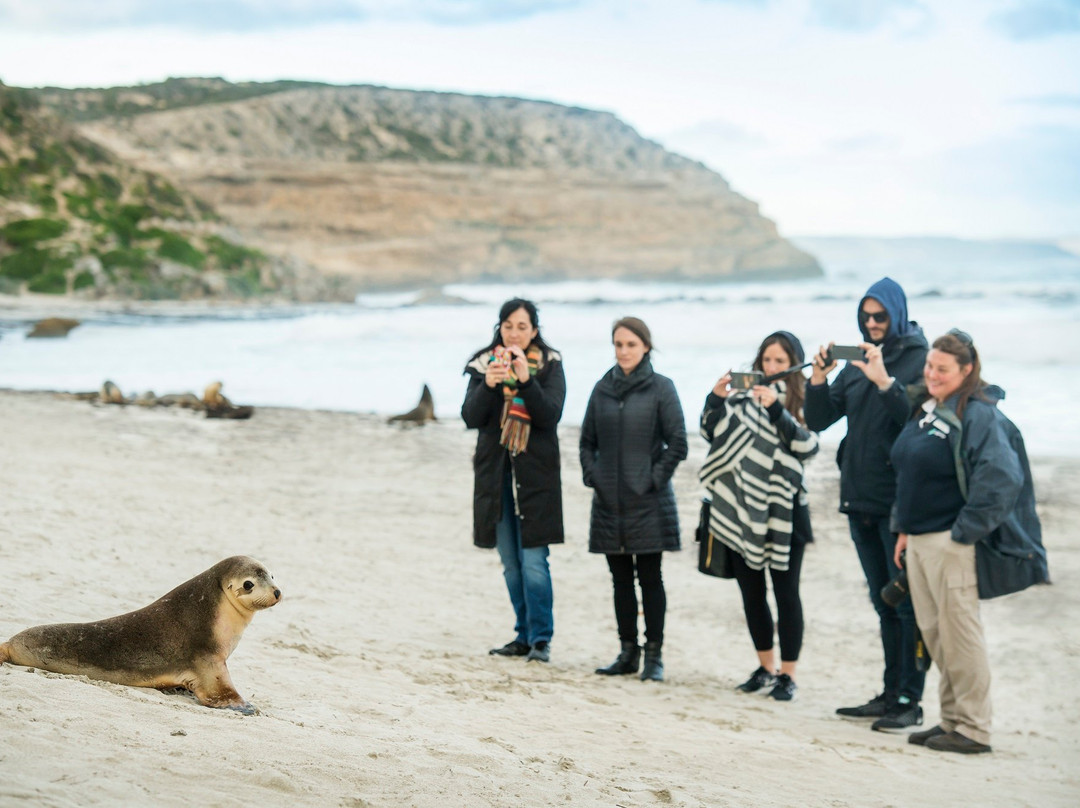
top-left (1, 389), bottom-right (1077, 806)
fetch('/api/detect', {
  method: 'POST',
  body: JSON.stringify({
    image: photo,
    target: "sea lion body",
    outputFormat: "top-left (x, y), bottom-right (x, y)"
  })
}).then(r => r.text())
top-left (0, 556), bottom-right (280, 714)
top-left (388, 383), bottom-right (436, 424)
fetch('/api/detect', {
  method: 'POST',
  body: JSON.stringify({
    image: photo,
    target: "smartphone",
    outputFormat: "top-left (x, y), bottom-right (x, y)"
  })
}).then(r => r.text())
top-left (829, 345), bottom-right (865, 362)
top-left (729, 371), bottom-right (764, 390)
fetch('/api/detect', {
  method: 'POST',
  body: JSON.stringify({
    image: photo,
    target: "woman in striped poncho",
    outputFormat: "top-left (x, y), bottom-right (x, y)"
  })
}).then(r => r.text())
top-left (699, 331), bottom-right (819, 701)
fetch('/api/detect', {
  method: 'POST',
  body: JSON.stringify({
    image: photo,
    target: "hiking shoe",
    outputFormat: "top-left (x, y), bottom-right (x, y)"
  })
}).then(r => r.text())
top-left (769, 673), bottom-right (797, 701)
top-left (736, 666), bottom-right (777, 693)
top-left (836, 693), bottom-right (889, 717)
top-left (872, 701), bottom-right (923, 731)
top-left (908, 725), bottom-right (947, 746)
top-left (526, 641), bottom-right (550, 663)
top-left (489, 640), bottom-right (530, 657)
top-left (925, 730), bottom-right (992, 754)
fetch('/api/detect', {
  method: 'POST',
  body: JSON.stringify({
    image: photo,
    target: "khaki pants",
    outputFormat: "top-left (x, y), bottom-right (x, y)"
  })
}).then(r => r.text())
top-left (907, 530), bottom-right (992, 745)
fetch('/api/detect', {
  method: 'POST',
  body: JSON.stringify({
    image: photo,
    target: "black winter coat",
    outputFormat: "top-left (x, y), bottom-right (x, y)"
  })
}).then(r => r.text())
top-left (805, 329), bottom-right (928, 515)
top-left (462, 350), bottom-right (566, 549)
top-left (579, 360), bottom-right (687, 554)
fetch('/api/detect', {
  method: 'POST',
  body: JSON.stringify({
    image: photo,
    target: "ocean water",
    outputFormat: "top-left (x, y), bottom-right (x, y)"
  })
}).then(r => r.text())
top-left (2, 239), bottom-right (1079, 457)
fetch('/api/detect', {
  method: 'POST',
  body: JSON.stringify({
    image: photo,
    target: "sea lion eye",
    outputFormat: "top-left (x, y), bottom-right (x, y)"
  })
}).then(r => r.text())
top-left (243, 580), bottom-right (254, 591)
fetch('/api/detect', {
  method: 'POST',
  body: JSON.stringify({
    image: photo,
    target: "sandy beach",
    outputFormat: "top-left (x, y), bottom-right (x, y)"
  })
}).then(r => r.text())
top-left (1, 389), bottom-right (1077, 807)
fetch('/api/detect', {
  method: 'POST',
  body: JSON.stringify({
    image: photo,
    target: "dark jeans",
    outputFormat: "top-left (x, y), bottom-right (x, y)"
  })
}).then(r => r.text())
top-left (849, 512), bottom-right (925, 703)
top-left (606, 552), bottom-right (665, 645)
top-left (731, 539), bottom-right (806, 662)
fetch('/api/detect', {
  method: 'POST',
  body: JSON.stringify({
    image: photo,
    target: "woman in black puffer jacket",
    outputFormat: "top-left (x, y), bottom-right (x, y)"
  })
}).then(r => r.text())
top-left (580, 317), bottom-right (687, 681)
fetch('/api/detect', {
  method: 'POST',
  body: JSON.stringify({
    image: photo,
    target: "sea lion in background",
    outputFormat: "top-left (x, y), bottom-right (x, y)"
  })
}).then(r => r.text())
top-left (388, 384), bottom-right (436, 425)
top-left (202, 380), bottom-right (230, 409)
top-left (0, 556), bottom-right (281, 715)
top-left (100, 380), bottom-right (126, 404)
top-left (202, 381), bottom-right (255, 419)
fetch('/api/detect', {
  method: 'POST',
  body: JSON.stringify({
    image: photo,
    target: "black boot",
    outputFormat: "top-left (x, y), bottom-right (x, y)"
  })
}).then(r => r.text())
top-left (595, 641), bottom-right (641, 675)
top-left (640, 641), bottom-right (664, 682)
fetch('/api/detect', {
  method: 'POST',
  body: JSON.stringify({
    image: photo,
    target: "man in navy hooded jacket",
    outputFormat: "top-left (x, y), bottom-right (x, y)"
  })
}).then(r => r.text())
top-left (806, 277), bottom-right (928, 732)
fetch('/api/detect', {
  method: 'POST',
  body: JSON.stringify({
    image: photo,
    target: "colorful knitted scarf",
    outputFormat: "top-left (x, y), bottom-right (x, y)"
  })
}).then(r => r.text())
top-left (498, 344), bottom-right (543, 455)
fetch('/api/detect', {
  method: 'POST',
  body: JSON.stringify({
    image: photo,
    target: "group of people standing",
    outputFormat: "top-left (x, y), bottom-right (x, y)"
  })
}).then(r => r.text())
top-left (460, 279), bottom-right (1049, 755)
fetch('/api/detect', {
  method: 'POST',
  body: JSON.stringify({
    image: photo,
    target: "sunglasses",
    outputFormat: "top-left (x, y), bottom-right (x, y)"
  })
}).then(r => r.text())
top-left (859, 310), bottom-right (889, 324)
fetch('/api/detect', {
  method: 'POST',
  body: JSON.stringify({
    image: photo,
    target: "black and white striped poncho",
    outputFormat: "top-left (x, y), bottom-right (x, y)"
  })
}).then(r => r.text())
top-left (698, 385), bottom-right (819, 571)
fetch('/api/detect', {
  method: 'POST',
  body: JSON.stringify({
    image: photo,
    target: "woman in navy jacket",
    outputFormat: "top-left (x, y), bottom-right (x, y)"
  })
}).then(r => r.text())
top-left (580, 317), bottom-right (687, 682)
top-left (892, 329), bottom-right (1048, 754)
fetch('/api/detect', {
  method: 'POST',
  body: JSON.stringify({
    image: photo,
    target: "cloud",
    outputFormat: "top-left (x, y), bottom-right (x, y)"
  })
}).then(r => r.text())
top-left (1012, 93), bottom-right (1080, 107)
top-left (824, 132), bottom-right (902, 152)
top-left (989, 0), bottom-right (1080, 40)
top-left (0, 0), bottom-right (582, 33)
top-left (808, 0), bottom-right (930, 33)
top-left (933, 125), bottom-right (1080, 207)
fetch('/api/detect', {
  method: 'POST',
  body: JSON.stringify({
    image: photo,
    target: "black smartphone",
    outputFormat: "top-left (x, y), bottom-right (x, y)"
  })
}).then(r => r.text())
top-left (729, 371), bottom-right (764, 390)
top-left (828, 345), bottom-right (865, 362)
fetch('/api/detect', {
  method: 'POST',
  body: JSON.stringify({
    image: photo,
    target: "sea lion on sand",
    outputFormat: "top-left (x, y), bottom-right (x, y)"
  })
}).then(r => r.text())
top-left (0, 556), bottom-right (281, 714)
top-left (388, 384), bottom-right (436, 425)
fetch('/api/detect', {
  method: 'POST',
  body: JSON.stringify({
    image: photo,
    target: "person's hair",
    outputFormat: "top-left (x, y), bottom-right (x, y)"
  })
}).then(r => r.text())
top-left (912, 329), bottom-right (987, 418)
top-left (469, 298), bottom-right (555, 361)
top-left (752, 332), bottom-right (806, 424)
top-left (611, 316), bottom-right (652, 351)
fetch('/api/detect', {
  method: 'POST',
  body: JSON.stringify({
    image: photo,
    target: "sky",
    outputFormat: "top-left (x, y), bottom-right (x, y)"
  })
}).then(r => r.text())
top-left (1, 0), bottom-right (1078, 240)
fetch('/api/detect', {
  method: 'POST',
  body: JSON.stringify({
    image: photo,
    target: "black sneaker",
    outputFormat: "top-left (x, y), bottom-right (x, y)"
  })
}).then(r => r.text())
top-left (736, 666), bottom-right (777, 694)
top-left (769, 674), bottom-right (797, 701)
top-left (836, 693), bottom-right (889, 718)
top-left (526, 641), bottom-right (550, 663)
top-left (489, 640), bottom-right (530, 657)
top-left (925, 730), bottom-right (992, 754)
top-left (872, 700), bottom-right (923, 731)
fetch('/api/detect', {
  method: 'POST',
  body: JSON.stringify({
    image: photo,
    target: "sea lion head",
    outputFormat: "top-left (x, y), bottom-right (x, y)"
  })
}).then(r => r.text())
top-left (217, 556), bottom-right (282, 612)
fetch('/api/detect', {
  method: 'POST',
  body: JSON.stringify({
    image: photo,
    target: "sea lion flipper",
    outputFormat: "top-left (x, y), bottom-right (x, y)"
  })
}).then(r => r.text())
top-left (189, 662), bottom-right (252, 712)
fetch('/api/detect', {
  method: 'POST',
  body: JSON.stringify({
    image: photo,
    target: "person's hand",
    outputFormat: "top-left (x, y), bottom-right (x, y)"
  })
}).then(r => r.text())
top-left (507, 345), bottom-right (530, 384)
top-left (811, 343), bottom-right (836, 384)
top-left (851, 342), bottom-right (893, 390)
top-left (894, 533), bottom-right (908, 568)
top-left (712, 372), bottom-right (732, 398)
top-left (752, 385), bottom-right (778, 408)
top-left (485, 357), bottom-right (510, 388)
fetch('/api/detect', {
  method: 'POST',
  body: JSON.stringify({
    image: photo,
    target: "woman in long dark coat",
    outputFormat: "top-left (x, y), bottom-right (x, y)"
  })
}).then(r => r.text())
top-left (580, 317), bottom-right (687, 681)
top-left (462, 299), bottom-right (565, 663)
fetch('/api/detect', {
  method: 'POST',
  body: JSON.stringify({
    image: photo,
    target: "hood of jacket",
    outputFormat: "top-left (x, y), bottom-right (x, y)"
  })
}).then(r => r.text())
top-left (860, 276), bottom-right (919, 345)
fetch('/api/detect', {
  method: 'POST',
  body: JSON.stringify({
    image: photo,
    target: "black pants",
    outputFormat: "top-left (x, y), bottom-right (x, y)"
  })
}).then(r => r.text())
top-left (606, 552), bottom-right (665, 646)
top-left (731, 539), bottom-right (805, 662)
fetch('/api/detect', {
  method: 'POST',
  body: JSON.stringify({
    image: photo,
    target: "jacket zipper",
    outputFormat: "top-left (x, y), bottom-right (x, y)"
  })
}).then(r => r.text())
top-left (617, 398), bottom-right (625, 552)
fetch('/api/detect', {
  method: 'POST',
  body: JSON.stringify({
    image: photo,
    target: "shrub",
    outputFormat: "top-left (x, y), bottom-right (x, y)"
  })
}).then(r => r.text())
top-left (0, 247), bottom-right (48, 279)
top-left (73, 270), bottom-right (95, 290)
top-left (101, 246), bottom-right (151, 270)
top-left (205, 234), bottom-right (262, 270)
top-left (157, 233), bottom-right (205, 268)
top-left (97, 172), bottom-right (123, 200)
top-left (1, 217), bottom-right (68, 246)
top-left (27, 267), bottom-right (68, 294)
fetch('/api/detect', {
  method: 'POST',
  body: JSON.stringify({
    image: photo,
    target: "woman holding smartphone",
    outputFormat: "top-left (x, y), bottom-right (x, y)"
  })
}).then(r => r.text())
top-left (462, 298), bottom-right (566, 663)
top-left (700, 331), bottom-right (819, 700)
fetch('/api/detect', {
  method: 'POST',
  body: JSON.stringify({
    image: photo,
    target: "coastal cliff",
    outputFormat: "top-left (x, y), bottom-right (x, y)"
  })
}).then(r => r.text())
top-left (11, 77), bottom-right (820, 298)
top-left (63, 79), bottom-right (819, 291)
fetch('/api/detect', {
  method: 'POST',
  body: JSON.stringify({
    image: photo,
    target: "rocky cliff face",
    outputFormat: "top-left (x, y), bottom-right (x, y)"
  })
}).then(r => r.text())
top-left (59, 80), bottom-right (819, 290)
top-left (0, 81), bottom-right (343, 301)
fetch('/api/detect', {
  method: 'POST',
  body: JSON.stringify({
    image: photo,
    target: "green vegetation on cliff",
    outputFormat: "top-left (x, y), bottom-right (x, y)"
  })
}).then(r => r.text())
top-left (0, 81), bottom-right (273, 298)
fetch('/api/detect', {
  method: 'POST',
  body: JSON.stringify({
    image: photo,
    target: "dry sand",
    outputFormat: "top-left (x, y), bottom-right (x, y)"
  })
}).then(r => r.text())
top-left (1, 390), bottom-right (1077, 807)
